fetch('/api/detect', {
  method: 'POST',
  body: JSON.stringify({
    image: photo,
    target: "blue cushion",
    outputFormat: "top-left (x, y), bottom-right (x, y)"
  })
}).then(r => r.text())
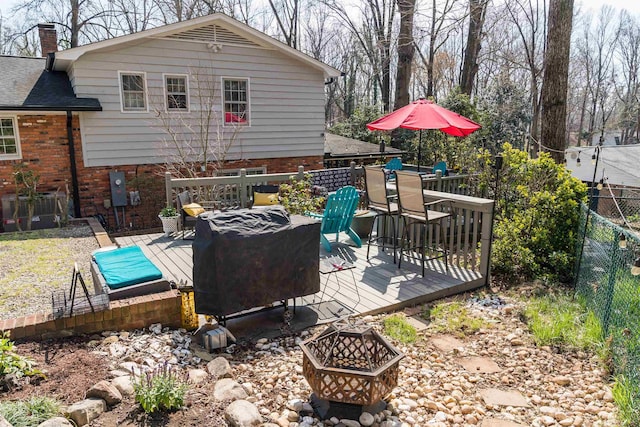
top-left (93, 246), bottom-right (163, 289)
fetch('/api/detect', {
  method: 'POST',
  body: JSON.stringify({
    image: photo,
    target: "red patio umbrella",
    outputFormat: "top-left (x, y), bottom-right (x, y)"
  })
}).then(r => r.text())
top-left (366, 99), bottom-right (481, 172)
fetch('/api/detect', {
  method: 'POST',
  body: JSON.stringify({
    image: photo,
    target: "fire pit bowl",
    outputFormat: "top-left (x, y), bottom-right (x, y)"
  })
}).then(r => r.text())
top-left (299, 320), bottom-right (404, 408)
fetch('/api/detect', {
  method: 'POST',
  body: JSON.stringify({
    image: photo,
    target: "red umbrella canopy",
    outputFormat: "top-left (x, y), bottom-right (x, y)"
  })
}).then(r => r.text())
top-left (366, 99), bottom-right (481, 137)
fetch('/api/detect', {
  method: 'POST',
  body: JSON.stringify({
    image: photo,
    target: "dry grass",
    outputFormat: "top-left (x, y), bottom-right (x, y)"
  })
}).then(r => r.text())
top-left (0, 225), bottom-right (98, 320)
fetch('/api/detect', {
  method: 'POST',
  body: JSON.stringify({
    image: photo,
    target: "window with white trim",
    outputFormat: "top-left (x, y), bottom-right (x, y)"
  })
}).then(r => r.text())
top-left (223, 79), bottom-right (249, 125)
top-left (120, 72), bottom-right (146, 111)
top-left (0, 117), bottom-right (20, 160)
top-left (165, 75), bottom-right (188, 111)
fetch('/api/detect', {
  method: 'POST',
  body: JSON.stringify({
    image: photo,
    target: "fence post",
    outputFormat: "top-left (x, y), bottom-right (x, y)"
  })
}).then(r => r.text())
top-left (350, 161), bottom-right (356, 186)
top-left (239, 168), bottom-right (248, 208)
top-left (164, 172), bottom-right (172, 208)
top-left (297, 165), bottom-right (305, 181)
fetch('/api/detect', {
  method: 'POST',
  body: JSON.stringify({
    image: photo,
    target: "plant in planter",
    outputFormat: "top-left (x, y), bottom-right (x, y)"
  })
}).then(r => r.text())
top-left (158, 206), bottom-right (179, 236)
top-left (279, 173), bottom-right (325, 215)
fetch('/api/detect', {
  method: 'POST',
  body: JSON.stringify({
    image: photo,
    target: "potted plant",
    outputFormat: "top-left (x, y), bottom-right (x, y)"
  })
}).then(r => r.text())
top-left (158, 206), bottom-right (179, 237)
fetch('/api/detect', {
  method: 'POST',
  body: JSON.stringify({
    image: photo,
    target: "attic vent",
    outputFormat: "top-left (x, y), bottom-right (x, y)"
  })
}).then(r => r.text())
top-left (164, 24), bottom-right (260, 47)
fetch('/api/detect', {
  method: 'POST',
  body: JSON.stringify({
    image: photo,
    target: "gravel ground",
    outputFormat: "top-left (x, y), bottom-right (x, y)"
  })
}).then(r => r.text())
top-left (0, 224), bottom-right (99, 320)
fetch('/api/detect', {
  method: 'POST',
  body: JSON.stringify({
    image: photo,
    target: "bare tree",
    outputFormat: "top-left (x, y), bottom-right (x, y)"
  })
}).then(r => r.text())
top-left (460, 0), bottom-right (488, 95)
top-left (268, 0), bottom-right (299, 48)
top-left (394, 0), bottom-right (415, 109)
top-left (614, 10), bottom-right (640, 143)
top-left (153, 65), bottom-right (246, 178)
top-left (540, 0), bottom-right (574, 162)
top-left (323, 0), bottom-right (396, 112)
top-left (414, 0), bottom-right (463, 99)
top-left (503, 0), bottom-right (547, 154)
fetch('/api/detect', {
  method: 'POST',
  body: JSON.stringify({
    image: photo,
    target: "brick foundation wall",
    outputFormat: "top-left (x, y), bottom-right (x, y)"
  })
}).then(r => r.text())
top-left (0, 112), bottom-right (323, 231)
top-left (0, 290), bottom-right (182, 341)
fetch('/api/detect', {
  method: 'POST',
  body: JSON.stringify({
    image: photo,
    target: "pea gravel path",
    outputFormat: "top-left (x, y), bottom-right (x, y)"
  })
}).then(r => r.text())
top-left (0, 224), bottom-right (99, 320)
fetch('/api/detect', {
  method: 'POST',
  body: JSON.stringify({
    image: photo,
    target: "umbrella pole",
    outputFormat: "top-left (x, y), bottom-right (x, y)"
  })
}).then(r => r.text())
top-left (417, 129), bottom-right (422, 173)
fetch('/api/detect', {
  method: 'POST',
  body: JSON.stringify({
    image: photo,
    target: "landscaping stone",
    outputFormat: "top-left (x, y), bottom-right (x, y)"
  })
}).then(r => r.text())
top-left (111, 375), bottom-right (134, 396)
top-left (224, 399), bottom-right (262, 426)
top-left (36, 417), bottom-right (74, 427)
top-left (456, 356), bottom-right (502, 373)
top-left (359, 412), bottom-right (375, 426)
top-left (429, 335), bottom-right (464, 352)
top-left (213, 378), bottom-right (249, 401)
top-left (65, 398), bottom-right (106, 426)
top-left (86, 380), bottom-right (122, 406)
top-left (0, 413), bottom-right (12, 427)
top-left (480, 418), bottom-right (527, 427)
top-left (188, 368), bottom-right (209, 384)
top-left (207, 356), bottom-right (233, 379)
top-left (479, 388), bottom-right (529, 407)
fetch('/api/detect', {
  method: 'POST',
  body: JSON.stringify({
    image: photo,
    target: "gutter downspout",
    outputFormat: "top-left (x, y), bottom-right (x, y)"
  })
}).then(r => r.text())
top-left (66, 111), bottom-right (81, 218)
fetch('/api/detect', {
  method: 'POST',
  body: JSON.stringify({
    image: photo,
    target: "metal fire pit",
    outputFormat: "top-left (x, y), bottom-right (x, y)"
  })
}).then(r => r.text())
top-left (300, 320), bottom-right (404, 411)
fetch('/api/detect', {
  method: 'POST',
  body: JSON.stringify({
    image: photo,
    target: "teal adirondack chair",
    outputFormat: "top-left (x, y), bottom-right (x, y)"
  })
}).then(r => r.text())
top-left (309, 186), bottom-right (362, 252)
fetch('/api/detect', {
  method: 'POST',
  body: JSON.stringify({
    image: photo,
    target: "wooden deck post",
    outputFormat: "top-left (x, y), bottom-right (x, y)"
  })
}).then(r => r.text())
top-left (479, 201), bottom-right (495, 286)
top-left (239, 169), bottom-right (248, 208)
top-left (165, 172), bottom-right (172, 208)
top-left (350, 161), bottom-right (357, 186)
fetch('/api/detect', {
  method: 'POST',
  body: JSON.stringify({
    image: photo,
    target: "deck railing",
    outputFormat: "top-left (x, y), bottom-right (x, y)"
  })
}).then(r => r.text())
top-left (165, 165), bottom-right (492, 284)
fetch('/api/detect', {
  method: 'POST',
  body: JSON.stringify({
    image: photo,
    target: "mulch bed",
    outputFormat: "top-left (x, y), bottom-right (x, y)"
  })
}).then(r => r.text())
top-left (0, 337), bottom-right (109, 404)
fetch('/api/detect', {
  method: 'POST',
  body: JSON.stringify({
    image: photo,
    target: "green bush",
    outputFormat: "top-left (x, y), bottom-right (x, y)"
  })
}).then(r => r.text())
top-left (279, 173), bottom-right (324, 215)
top-left (0, 397), bottom-right (61, 427)
top-left (0, 331), bottom-right (43, 387)
top-left (490, 143), bottom-right (587, 281)
top-left (133, 363), bottom-right (188, 414)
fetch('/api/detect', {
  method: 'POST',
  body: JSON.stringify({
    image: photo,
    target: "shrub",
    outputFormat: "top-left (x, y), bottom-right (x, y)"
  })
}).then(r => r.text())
top-left (0, 331), bottom-right (43, 389)
top-left (383, 314), bottom-right (417, 344)
top-left (133, 363), bottom-right (188, 414)
top-left (490, 143), bottom-right (587, 281)
top-left (279, 173), bottom-right (324, 215)
top-left (0, 397), bottom-right (60, 427)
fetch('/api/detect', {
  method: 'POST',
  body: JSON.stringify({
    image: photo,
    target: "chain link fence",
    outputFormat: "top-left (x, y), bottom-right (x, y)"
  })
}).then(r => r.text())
top-left (574, 203), bottom-right (640, 420)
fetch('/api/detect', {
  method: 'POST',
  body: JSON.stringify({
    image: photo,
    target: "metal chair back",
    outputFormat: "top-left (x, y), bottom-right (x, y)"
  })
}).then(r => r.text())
top-left (395, 170), bottom-right (425, 218)
top-left (364, 166), bottom-right (390, 211)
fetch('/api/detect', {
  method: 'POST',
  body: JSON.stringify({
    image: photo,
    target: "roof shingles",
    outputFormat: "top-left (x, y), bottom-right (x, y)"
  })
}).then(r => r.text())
top-left (0, 56), bottom-right (101, 111)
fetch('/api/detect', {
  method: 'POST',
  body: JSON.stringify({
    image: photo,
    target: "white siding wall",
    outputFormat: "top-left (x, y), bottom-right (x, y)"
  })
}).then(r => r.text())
top-left (71, 37), bottom-right (326, 167)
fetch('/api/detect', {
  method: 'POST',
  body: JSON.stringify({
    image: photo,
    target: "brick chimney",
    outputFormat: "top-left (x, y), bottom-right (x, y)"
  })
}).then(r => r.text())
top-left (38, 23), bottom-right (58, 57)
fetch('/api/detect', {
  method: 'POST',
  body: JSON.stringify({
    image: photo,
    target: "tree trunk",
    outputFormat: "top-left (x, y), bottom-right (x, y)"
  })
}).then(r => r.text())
top-left (460, 0), bottom-right (487, 95)
top-left (70, 0), bottom-right (80, 47)
top-left (394, 0), bottom-right (415, 109)
top-left (541, 0), bottom-right (574, 163)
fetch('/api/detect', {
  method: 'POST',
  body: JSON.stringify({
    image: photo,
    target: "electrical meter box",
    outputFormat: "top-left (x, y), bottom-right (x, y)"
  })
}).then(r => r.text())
top-left (109, 171), bottom-right (127, 207)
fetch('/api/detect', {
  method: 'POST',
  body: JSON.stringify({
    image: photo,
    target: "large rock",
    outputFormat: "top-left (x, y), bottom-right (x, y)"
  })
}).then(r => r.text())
top-left (37, 417), bottom-right (74, 427)
top-left (224, 399), bottom-right (262, 426)
top-left (65, 398), bottom-right (106, 426)
top-left (188, 368), bottom-right (209, 384)
top-left (86, 380), bottom-right (123, 406)
top-left (0, 413), bottom-right (12, 427)
top-left (111, 376), bottom-right (134, 397)
top-left (207, 357), bottom-right (232, 379)
top-left (213, 378), bottom-right (248, 401)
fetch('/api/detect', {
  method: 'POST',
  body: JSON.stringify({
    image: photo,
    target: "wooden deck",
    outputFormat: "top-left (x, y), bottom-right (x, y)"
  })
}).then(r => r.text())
top-left (116, 231), bottom-right (486, 327)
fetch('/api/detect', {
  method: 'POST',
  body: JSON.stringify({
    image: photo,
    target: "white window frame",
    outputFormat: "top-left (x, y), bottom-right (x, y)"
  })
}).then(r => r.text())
top-left (118, 71), bottom-right (148, 113)
top-left (0, 116), bottom-right (21, 160)
top-left (221, 77), bottom-right (250, 127)
top-left (215, 167), bottom-right (266, 177)
top-left (163, 73), bottom-right (190, 112)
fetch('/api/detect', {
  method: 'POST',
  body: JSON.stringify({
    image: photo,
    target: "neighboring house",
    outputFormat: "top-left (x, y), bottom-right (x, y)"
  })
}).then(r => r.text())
top-left (566, 145), bottom-right (640, 188)
top-left (0, 15), bottom-right (340, 231)
top-left (323, 133), bottom-right (405, 167)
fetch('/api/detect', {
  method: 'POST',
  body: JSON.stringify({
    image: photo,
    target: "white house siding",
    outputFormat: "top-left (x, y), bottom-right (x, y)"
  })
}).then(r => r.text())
top-left (71, 37), bottom-right (327, 167)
